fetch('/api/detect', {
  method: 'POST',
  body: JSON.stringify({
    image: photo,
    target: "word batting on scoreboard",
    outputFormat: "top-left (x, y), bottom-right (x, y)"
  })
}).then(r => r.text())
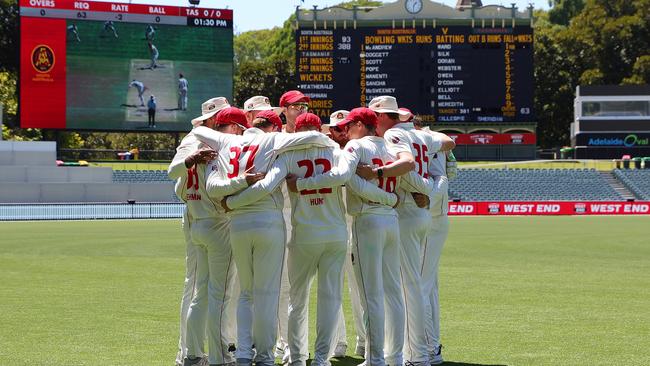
top-left (296, 26), bottom-right (534, 123)
top-left (20, 0), bottom-right (233, 132)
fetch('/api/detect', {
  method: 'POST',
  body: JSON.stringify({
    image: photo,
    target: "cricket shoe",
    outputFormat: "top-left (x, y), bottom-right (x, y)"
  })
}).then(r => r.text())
top-left (236, 358), bottom-right (252, 366)
top-left (354, 343), bottom-right (365, 357)
top-left (332, 343), bottom-right (348, 358)
top-left (183, 356), bottom-right (209, 366)
top-left (405, 361), bottom-right (430, 366)
top-left (430, 345), bottom-right (443, 365)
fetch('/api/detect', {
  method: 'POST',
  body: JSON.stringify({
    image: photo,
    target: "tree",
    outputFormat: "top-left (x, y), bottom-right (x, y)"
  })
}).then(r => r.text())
top-left (548, 0), bottom-right (585, 26)
top-left (234, 58), bottom-right (296, 107)
top-left (0, 0), bottom-right (18, 73)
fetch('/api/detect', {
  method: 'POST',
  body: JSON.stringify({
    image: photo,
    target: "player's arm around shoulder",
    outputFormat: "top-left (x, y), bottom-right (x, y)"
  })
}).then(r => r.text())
top-left (192, 126), bottom-right (230, 151)
top-left (272, 130), bottom-right (338, 154)
top-left (224, 153), bottom-right (289, 211)
top-left (427, 130), bottom-right (456, 152)
top-left (168, 134), bottom-right (199, 179)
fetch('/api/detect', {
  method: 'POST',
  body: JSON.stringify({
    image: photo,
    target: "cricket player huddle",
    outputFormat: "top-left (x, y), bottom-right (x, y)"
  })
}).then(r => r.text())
top-left (168, 90), bottom-right (457, 366)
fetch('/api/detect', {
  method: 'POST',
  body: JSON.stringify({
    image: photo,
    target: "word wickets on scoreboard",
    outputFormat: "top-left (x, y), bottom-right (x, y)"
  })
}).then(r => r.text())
top-left (296, 26), bottom-right (534, 123)
top-left (19, 0), bottom-right (232, 27)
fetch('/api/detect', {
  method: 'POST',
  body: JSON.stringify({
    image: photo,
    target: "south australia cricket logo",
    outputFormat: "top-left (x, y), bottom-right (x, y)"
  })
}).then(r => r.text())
top-left (31, 45), bottom-right (55, 73)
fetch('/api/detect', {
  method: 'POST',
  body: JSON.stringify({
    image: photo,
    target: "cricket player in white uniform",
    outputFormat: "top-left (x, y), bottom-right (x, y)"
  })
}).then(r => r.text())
top-left (178, 74), bottom-right (189, 111)
top-left (67, 24), bottom-right (80, 42)
top-left (103, 20), bottom-right (118, 38)
top-left (168, 97), bottom-right (232, 366)
top-left (298, 107), bottom-right (411, 366)
top-left (148, 42), bottom-right (159, 69)
top-left (361, 97), bottom-right (455, 366)
top-left (279, 90), bottom-right (310, 133)
top-left (417, 126), bottom-right (457, 365)
top-left (192, 109), bottom-right (337, 366)
top-left (243, 95), bottom-right (282, 125)
top-left (275, 91), bottom-right (309, 363)
top-left (327, 110), bottom-right (367, 358)
top-left (128, 79), bottom-right (146, 106)
top-left (145, 24), bottom-right (156, 40)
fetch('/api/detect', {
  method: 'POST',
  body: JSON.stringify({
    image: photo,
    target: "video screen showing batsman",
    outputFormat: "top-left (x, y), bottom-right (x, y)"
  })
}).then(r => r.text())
top-left (20, 0), bottom-right (233, 132)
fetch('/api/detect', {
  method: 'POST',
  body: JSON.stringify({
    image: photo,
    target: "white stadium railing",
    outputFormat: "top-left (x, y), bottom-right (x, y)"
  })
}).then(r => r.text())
top-left (0, 203), bottom-right (184, 221)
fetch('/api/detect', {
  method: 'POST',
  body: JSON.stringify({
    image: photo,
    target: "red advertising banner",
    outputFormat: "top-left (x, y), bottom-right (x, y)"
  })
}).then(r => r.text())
top-left (447, 133), bottom-right (536, 145)
top-left (20, 16), bottom-right (66, 129)
top-left (448, 201), bottom-right (650, 216)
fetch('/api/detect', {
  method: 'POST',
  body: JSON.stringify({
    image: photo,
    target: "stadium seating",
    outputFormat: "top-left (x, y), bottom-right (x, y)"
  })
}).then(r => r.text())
top-left (449, 168), bottom-right (624, 201)
top-left (613, 169), bottom-right (650, 201)
top-left (112, 170), bottom-right (172, 183)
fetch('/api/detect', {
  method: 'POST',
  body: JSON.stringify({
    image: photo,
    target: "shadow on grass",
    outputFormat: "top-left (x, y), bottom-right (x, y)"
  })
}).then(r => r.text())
top-left (324, 357), bottom-right (507, 366)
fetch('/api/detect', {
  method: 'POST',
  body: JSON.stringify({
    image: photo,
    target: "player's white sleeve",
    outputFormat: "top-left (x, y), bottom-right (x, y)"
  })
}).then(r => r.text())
top-left (168, 134), bottom-right (198, 179)
top-left (226, 155), bottom-right (289, 210)
top-left (384, 128), bottom-right (413, 156)
top-left (272, 131), bottom-right (338, 154)
top-left (346, 174), bottom-right (397, 207)
top-left (295, 148), bottom-right (355, 191)
top-left (400, 171), bottom-right (436, 195)
top-left (205, 172), bottom-right (249, 199)
top-left (192, 126), bottom-right (231, 151)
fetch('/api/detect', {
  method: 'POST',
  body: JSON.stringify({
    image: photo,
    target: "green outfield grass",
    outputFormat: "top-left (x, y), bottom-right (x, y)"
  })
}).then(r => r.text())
top-left (1, 217), bottom-right (649, 365)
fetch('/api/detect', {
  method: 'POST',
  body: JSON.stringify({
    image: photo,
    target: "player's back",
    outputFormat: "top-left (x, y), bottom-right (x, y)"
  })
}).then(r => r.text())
top-left (280, 147), bottom-right (347, 245)
top-left (345, 136), bottom-right (398, 217)
top-left (385, 123), bottom-right (441, 214)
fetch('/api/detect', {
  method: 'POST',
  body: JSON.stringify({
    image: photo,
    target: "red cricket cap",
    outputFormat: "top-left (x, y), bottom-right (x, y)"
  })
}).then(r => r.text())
top-left (337, 107), bottom-right (378, 128)
top-left (256, 109), bottom-right (283, 130)
top-left (279, 90), bottom-right (310, 107)
top-left (295, 113), bottom-right (322, 131)
top-left (215, 107), bottom-right (250, 129)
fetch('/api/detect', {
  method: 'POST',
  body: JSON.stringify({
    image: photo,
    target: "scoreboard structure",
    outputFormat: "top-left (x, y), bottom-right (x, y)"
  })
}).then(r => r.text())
top-left (19, 0), bottom-right (233, 132)
top-left (296, 0), bottom-right (537, 160)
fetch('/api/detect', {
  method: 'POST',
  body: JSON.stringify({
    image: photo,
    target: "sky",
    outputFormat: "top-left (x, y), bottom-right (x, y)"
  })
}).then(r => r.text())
top-left (124, 0), bottom-right (551, 33)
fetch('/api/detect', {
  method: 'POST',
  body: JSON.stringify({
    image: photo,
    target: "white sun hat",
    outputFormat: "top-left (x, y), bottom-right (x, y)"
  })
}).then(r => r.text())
top-left (243, 95), bottom-right (282, 115)
top-left (328, 110), bottom-right (350, 127)
top-left (191, 97), bottom-right (230, 126)
top-left (368, 96), bottom-right (410, 116)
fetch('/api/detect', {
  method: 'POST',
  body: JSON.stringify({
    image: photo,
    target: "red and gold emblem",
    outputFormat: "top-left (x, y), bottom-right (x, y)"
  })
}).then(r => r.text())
top-left (31, 45), bottom-right (55, 73)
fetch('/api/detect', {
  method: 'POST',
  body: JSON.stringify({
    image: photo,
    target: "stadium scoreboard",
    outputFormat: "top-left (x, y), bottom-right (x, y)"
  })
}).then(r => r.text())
top-left (296, 25), bottom-right (534, 123)
top-left (19, 0), bottom-right (233, 132)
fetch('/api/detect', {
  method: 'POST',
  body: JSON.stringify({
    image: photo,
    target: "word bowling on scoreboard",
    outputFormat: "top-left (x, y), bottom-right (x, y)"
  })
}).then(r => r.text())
top-left (297, 26), bottom-right (534, 123)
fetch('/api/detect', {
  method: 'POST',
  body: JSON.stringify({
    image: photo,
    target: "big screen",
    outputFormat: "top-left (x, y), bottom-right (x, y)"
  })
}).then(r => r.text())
top-left (20, 0), bottom-right (233, 132)
top-left (296, 25), bottom-right (534, 123)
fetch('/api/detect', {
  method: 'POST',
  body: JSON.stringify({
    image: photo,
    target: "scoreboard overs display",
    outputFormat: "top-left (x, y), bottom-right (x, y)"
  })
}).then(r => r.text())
top-left (296, 26), bottom-right (534, 123)
top-left (19, 0), bottom-right (233, 132)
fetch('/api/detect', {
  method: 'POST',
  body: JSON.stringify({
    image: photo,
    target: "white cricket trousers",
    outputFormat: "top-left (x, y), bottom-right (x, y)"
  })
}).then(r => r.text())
top-left (176, 212), bottom-right (199, 365)
top-left (335, 243), bottom-right (366, 349)
top-left (230, 211), bottom-right (286, 366)
top-left (422, 215), bottom-right (449, 354)
top-left (399, 213), bottom-right (432, 363)
top-left (351, 214), bottom-right (404, 366)
top-left (287, 241), bottom-right (347, 366)
top-left (185, 217), bottom-right (238, 365)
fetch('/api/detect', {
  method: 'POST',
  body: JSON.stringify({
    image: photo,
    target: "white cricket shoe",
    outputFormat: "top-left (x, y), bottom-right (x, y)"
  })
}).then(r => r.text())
top-left (281, 346), bottom-right (291, 365)
top-left (430, 345), bottom-right (443, 365)
top-left (354, 343), bottom-right (365, 357)
top-left (332, 343), bottom-right (348, 358)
